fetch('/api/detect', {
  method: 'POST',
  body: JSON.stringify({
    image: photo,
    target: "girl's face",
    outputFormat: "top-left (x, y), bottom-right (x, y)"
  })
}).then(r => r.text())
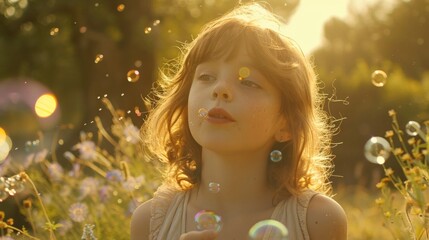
top-left (187, 47), bottom-right (288, 154)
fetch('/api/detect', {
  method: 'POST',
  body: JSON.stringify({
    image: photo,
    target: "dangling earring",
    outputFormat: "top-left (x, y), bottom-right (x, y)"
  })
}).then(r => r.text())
top-left (270, 150), bottom-right (282, 163)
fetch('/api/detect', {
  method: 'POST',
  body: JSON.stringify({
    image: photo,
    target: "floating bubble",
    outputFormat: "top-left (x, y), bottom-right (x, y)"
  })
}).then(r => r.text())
top-left (364, 137), bottom-right (391, 164)
top-left (127, 70), bottom-right (140, 82)
top-left (194, 210), bottom-right (222, 232)
top-left (405, 121), bottom-right (422, 137)
top-left (34, 94), bottom-right (57, 118)
top-left (134, 60), bottom-right (142, 68)
top-left (249, 219), bottom-right (289, 240)
top-left (49, 27), bottom-right (59, 36)
top-left (117, 4), bottom-right (125, 12)
top-left (208, 182), bottom-right (220, 193)
top-left (270, 150), bottom-right (282, 163)
top-left (238, 67), bottom-right (250, 80)
top-left (94, 54), bottom-right (104, 63)
top-left (144, 27), bottom-right (152, 34)
top-left (198, 108), bottom-right (208, 119)
top-left (153, 20), bottom-right (160, 26)
top-left (371, 70), bottom-right (387, 87)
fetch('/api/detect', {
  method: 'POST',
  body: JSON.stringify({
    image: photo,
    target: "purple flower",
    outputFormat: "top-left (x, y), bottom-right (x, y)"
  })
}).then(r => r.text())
top-left (105, 170), bottom-right (123, 182)
top-left (74, 140), bottom-right (97, 160)
top-left (79, 177), bottom-right (99, 199)
top-left (47, 162), bottom-right (64, 182)
top-left (68, 202), bottom-right (88, 222)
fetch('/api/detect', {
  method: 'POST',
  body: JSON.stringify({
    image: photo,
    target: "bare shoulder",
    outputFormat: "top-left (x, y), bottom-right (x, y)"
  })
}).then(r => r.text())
top-left (130, 199), bottom-right (153, 240)
top-left (307, 194), bottom-right (347, 240)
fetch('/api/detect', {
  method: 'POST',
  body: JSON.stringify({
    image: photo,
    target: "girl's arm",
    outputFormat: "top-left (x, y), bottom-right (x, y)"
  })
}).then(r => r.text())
top-left (307, 194), bottom-right (348, 240)
top-left (130, 199), bottom-right (152, 240)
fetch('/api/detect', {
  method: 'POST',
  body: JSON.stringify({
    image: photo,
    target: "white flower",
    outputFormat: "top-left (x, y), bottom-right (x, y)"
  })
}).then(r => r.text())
top-left (79, 177), bottom-right (99, 199)
top-left (74, 140), bottom-right (97, 160)
top-left (122, 175), bottom-right (145, 191)
top-left (123, 124), bottom-right (141, 144)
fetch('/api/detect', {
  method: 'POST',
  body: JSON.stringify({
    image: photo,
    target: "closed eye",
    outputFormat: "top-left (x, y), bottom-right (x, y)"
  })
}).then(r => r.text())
top-left (197, 74), bottom-right (216, 82)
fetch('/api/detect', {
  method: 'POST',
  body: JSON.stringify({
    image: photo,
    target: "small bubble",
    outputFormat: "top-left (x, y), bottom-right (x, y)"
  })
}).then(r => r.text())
top-left (127, 70), bottom-right (140, 82)
top-left (94, 54), bottom-right (104, 64)
top-left (49, 27), bottom-right (59, 36)
top-left (120, 93), bottom-right (125, 97)
top-left (198, 108), bottom-right (208, 118)
top-left (103, 94), bottom-right (108, 98)
top-left (270, 150), bottom-right (282, 163)
top-left (153, 20), bottom-right (160, 26)
top-left (97, 96), bottom-right (101, 99)
top-left (364, 137), bottom-right (391, 164)
top-left (208, 182), bottom-right (220, 193)
top-left (249, 219), bottom-right (289, 240)
top-left (58, 139), bottom-right (64, 145)
top-left (194, 210), bottom-right (222, 232)
top-left (371, 70), bottom-right (387, 87)
top-left (144, 27), bottom-right (152, 34)
top-left (117, 4), bottom-right (125, 12)
top-left (406, 121), bottom-right (423, 137)
top-left (127, 110), bottom-right (131, 114)
top-left (98, 108), bottom-right (102, 111)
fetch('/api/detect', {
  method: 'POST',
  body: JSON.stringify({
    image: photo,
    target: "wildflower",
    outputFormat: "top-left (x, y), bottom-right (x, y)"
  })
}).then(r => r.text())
top-left (98, 185), bottom-right (111, 202)
top-left (105, 169), bottom-right (124, 182)
top-left (381, 177), bottom-right (390, 183)
top-left (385, 130), bottom-right (394, 138)
top-left (375, 197), bottom-right (385, 205)
top-left (384, 211), bottom-right (391, 218)
top-left (47, 162), bottom-right (64, 182)
top-left (57, 219), bottom-right (73, 236)
top-left (385, 168), bottom-right (394, 176)
top-left (81, 224), bottom-right (97, 240)
top-left (401, 153), bottom-right (412, 162)
top-left (408, 138), bottom-right (416, 145)
top-left (0, 211), bottom-right (4, 221)
top-left (388, 109), bottom-right (396, 117)
top-left (6, 218), bottom-right (13, 225)
top-left (0, 221), bottom-right (7, 229)
top-left (393, 148), bottom-right (404, 156)
top-left (63, 151), bottom-right (76, 161)
top-left (376, 182), bottom-right (385, 189)
top-left (68, 202), bottom-right (88, 222)
top-left (122, 175), bottom-right (145, 191)
top-left (123, 124), bottom-right (141, 144)
top-left (79, 177), bottom-right (99, 199)
top-left (74, 140), bottom-right (97, 160)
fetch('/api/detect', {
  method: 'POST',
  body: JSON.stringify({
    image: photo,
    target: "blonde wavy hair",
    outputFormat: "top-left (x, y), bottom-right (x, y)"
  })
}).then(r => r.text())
top-left (142, 2), bottom-right (334, 199)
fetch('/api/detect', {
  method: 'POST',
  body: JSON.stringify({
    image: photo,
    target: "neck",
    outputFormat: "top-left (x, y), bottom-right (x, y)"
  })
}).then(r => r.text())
top-left (191, 148), bottom-right (276, 215)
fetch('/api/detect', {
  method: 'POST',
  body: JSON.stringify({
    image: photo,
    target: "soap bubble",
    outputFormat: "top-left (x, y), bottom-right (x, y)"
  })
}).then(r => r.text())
top-left (371, 70), bottom-right (387, 87)
top-left (198, 108), bottom-right (208, 119)
top-left (405, 121), bottom-right (421, 137)
top-left (270, 150), bottom-right (282, 163)
top-left (127, 70), bottom-right (140, 82)
top-left (194, 210), bottom-right (222, 232)
top-left (208, 182), bottom-right (220, 193)
top-left (248, 219), bottom-right (288, 240)
top-left (364, 137), bottom-right (391, 164)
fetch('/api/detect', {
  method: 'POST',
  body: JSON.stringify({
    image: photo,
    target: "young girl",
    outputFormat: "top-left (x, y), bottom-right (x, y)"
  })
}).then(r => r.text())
top-left (131, 2), bottom-right (347, 240)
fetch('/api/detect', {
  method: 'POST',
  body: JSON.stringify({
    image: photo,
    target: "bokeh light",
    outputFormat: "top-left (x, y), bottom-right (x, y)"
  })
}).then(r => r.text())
top-left (34, 93), bottom-right (57, 118)
top-left (0, 127), bottom-right (12, 163)
top-left (405, 121), bottom-right (422, 136)
top-left (371, 70), bottom-right (387, 87)
top-left (117, 4), bottom-right (125, 12)
top-left (364, 136), bottom-right (391, 164)
top-left (238, 66), bottom-right (250, 80)
top-left (248, 219), bottom-right (289, 240)
top-left (94, 54), bottom-right (104, 63)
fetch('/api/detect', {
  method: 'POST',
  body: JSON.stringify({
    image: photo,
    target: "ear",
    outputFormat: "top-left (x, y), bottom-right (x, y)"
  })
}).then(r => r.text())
top-left (274, 117), bottom-right (291, 143)
top-left (275, 129), bottom-right (291, 142)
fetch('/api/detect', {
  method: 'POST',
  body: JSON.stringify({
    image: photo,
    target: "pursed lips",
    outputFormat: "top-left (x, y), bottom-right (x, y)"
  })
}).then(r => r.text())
top-left (207, 108), bottom-right (235, 123)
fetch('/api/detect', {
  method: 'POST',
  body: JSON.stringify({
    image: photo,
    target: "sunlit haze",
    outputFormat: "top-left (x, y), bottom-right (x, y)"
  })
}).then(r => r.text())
top-left (285, 0), bottom-right (383, 55)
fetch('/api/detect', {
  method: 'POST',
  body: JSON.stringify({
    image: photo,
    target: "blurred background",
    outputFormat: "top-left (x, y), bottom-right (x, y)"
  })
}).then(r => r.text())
top-left (0, 0), bottom-right (428, 223)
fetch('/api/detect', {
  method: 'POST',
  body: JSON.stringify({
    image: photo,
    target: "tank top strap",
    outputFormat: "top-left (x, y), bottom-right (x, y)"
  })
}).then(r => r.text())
top-left (149, 184), bottom-right (178, 240)
top-left (296, 189), bottom-right (319, 239)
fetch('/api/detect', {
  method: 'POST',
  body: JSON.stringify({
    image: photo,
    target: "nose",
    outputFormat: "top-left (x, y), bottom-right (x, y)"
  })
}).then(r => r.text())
top-left (212, 84), bottom-right (233, 102)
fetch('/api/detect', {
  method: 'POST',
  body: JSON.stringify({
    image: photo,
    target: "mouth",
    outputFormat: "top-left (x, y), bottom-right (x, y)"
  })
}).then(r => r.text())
top-left (207, 108), bottom-right (235, 122)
